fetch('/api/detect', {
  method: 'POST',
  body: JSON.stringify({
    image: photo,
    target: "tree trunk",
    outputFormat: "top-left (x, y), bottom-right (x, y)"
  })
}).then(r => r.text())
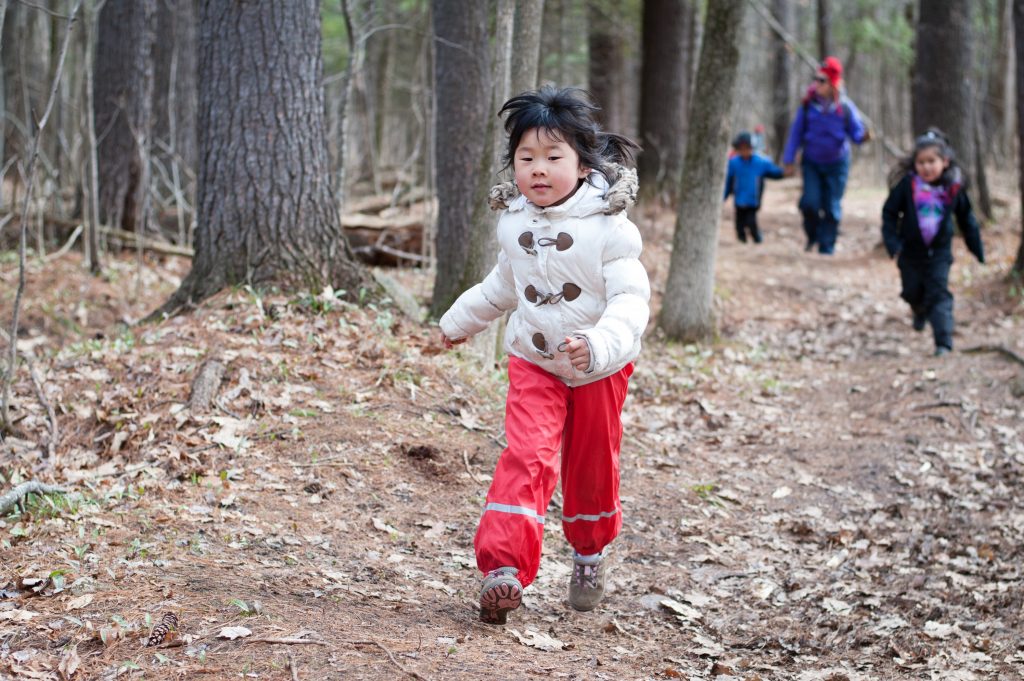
top-left (94, 0), bottom-right (156, 235)
top-left (2, 3), bottom-right (48, 168)
top-left (159, 0), bottom-right (368, 313)
top-left (658, 0), bottom-right (746, 341)
top-left (1014, 0), bottom-right (1024, 273)
top-left (153, 0), bottom-right (197, 176)
top-left (771, 0), bottom-right (793, 163)
top-left (985, 0), bottom-right (1010, 160)
top-left (816, 0), bottom-right (831, 58)
top-left (428, 0), bottom-right (493, 317)
top-left (510, 0), bottom-right (544, 95)
top-left (912, 0), bottom-right (975, 180)
top-left (587, 2), bottom-right (626, 133)
top-left (637, 0), bottom-right (693, 203)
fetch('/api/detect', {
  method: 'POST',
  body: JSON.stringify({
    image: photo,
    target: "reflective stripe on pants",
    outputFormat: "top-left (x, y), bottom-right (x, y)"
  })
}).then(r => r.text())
top-left (474, 357), bottom-right (633, 587)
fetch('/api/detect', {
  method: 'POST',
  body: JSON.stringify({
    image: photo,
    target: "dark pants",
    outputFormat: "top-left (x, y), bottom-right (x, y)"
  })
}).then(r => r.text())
top-left (800, 157), bottom-right (850, 254)
top-left (898, 254), bottom-right (954, 350)
top-left (735, 207), bottom-right (762, 243)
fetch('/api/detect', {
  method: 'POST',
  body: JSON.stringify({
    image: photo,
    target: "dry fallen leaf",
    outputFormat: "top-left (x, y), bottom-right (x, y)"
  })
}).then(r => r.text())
top-left (508, 628), bottom-right (566, 652)
top-left (58, 643), bottom-right (81, 679)
top-left (218, 626), bottom-right (252, 640)
top-left (64, 594), bottom-right (94, 611)
top-left (0, 609), bottom-right (38, 621)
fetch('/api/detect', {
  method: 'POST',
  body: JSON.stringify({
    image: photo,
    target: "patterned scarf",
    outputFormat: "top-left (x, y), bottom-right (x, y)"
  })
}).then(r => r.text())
top-left (911, 174), bottom-right (952, 246)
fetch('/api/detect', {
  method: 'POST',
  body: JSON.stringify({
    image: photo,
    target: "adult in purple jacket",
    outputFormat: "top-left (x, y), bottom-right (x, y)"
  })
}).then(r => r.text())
top-left (782, 57), bottom-right (871, 254)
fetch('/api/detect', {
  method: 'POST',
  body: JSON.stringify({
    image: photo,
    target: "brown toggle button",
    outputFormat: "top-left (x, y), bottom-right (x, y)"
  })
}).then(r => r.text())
top-left (561, 283), bottom-right (581, 301)
top-left (525, 282), bottom-right (582, 306)
top-left (518, 231), bottom-right (537, 255)
top-left (536, 232), bottom-right (574, 251)
top-left (531, 332), bottom-right (553, 359)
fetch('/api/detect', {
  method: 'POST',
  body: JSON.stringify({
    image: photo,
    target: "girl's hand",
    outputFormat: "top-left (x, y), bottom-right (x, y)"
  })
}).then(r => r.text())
top-left (783, 164), bottom-right (796, 177)
top-left (441, 333), bottom-right (467, 349)
top-left (563, 336), bottom-right (591, 372)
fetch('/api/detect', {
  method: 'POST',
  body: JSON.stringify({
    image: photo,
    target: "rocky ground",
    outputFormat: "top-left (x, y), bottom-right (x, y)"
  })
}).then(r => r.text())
top-left (1, 175), bottom-right (1022, 680)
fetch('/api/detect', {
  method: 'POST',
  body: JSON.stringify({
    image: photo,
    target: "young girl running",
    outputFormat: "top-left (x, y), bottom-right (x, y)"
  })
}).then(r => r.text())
top-left (881, 129), bottom-right (984, 356)
top-left (439, 86), bottom-right (649, 625)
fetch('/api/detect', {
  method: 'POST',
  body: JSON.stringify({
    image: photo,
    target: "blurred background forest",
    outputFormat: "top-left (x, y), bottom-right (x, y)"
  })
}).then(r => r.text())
top-left (0, 0), bottom-right (1021, 318)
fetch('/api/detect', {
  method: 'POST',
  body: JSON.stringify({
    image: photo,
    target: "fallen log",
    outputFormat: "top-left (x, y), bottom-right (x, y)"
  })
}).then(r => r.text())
top-left (0, 481), bottom-right (65, 516)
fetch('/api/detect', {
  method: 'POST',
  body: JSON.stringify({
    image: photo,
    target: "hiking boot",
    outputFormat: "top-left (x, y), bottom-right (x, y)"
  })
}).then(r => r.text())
top-left (934, 345), bottom-right (951, 357)
top-left (912, 311), bottom-right (926, 332)
top-left (479, 567), bottom-right (522, 625)
top-left (568, 552), bottom-right (606, 612)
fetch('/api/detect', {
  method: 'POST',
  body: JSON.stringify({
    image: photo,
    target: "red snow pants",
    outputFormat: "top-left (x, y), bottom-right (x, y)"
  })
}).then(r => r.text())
top-left (474, 356), bottom-right (634, 587)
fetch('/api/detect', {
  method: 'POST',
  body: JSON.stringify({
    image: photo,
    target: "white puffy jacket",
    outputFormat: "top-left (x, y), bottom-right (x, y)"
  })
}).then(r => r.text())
top-left (439, 168), bottom-right (650, 387)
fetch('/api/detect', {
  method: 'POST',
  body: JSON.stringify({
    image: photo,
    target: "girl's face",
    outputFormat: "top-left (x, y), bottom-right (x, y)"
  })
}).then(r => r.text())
top-left (513, 128), bottom-right (590, 207)
top-left (914, 146), bottom-right (949, 184)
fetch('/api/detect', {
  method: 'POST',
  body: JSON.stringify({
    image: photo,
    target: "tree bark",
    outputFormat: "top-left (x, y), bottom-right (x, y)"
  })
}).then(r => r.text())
top-left (771, 0), bottom-right (793, 163)
top-left (510, 0), bottom-right (544, 95)
top-left (587, 1), bottom-right (626, 133)
top-left (912, 0), bottom-right (975, 181)
top-left (637, 0), bottom-right (694, 203)
top-left (428, 0), bottom-right (493, 317)
top-left (158, 0), bottom-right (368, 314)
top-left (1014, 0), bottom-right (1024, 273)
top-left (658, 0), bottom-right (746, 341)
top-left (94, 0), bottom-right (156, 235)
top-left (153, 0), bottom-right (197, 176)
top-left (816, 0), bottom-right (831, 58)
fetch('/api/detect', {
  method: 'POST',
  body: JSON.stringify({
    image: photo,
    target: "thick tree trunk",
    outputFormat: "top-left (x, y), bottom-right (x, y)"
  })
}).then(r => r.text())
top-left (771, 0), bottom-right (793, 163)
top-left (587, 2), bottom-right (626, 133)
top-left (985, 0), bottom-right (1010, 160)
top-left (912, 1), bottom-right (975, 179)
top-left (94, 0), bottom-right (156, 234)
top-left (428, 0), bottom-right (493, 318)
top-left (160, 0), bottom-right (368, 313)
top-left (658, 0), bottom-right (746, 341)
top-left (510, 0), bottom-right (544, 95)
top-left (153, 0), bottom-right (197, 175)
top-left (637, 0), bottom-right (693, 203)
top-left (1014, 0), bottom-right (1024, 273)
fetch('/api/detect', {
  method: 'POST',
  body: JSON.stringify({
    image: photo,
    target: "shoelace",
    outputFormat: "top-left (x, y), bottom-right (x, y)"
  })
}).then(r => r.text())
top-left (572, 562), bottom-right (599, 589)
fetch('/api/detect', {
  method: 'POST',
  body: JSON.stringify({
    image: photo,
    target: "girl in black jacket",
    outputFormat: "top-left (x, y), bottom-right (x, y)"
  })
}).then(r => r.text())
top-left (881, 129), bottom-right (984, 356)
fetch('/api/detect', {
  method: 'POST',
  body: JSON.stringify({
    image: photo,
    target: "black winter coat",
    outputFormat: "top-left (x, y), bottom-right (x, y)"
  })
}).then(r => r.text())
top-left (881, 174), bottom-right (984, 263)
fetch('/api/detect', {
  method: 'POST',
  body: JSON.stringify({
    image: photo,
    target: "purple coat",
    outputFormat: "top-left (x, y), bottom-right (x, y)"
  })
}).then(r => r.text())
top-left (782, 94), bottom-right (867, 165)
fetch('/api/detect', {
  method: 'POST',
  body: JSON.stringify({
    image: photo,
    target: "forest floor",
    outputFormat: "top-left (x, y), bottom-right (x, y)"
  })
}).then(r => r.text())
top-left (1, 173), bottom-right (1023, 681)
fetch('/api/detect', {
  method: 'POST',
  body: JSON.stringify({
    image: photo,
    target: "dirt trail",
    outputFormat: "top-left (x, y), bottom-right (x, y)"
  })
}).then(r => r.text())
top-left (1, 176), bottom-right (1022, 680)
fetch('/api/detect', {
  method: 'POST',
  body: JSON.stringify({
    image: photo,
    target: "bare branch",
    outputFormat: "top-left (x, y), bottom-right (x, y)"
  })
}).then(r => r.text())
top-left (2, 0), bottom-right (84, 436)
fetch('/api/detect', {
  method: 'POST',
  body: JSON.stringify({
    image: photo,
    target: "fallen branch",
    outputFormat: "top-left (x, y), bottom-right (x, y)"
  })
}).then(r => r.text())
top-left (0, 481), bottom-right (66, 516)
top-left (247, 637), bottom-right (328, 646)
top-left (963, 344), bottom-right (1024, 367)
top-left (347, 640), bottom-right (428, 681)
top-left (0, 211), bottom-right (194, 257)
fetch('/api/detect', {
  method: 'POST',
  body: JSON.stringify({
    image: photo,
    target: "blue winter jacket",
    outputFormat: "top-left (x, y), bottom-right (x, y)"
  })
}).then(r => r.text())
top-left (723, 154), bottom-right (784, 209)
top-left (782, 94), bottom-right (867, 165)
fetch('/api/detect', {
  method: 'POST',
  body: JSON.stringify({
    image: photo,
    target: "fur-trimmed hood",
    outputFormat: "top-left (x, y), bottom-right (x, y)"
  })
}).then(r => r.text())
top-left (488, 164), bottom-right (638, 215)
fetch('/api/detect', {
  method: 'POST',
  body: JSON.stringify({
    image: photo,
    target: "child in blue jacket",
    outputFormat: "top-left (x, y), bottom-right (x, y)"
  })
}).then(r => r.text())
top-left (882, 129), bottom-right (984, 356)
top-left (724, 132), bottom-right (784, 244)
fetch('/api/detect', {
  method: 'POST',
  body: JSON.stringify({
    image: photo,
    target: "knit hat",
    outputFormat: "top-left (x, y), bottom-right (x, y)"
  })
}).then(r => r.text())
top-left (731, 132), bottom-right (752, 149)
top-left (818, 56), bottom-right (842, 88)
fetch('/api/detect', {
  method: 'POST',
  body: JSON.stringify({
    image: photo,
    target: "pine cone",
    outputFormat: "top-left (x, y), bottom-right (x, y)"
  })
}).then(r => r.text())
top-left (146, 612), bottom-right (179, 647)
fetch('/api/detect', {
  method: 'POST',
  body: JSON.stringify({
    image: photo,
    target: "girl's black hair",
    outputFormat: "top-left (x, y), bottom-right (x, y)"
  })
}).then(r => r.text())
top-left (888, 127), bottom-right (965, 189)
top-left (499, 85), bottom-right (640, 186)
